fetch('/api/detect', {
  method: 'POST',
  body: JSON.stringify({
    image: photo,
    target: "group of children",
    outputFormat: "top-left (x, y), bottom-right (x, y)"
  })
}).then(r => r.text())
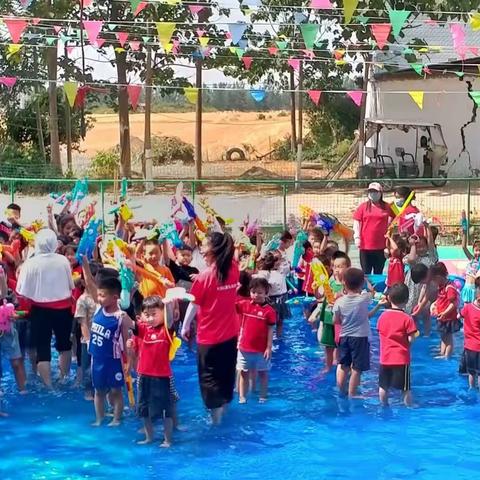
top-left (1, 187), bottom-right (480, 445)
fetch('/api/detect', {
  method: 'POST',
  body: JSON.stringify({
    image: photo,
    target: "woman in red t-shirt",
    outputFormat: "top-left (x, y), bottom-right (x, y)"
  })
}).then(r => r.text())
top-left (353, 182), bottom-right (395, 274)
top-left (393, 186), bottom-right (423, 237)
top-left (181, 232), bottom-right (239, 424)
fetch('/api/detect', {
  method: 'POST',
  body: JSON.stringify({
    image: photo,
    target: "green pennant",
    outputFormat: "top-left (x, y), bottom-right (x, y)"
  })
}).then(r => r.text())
top-left (108, 24), bottom-right (117, 31)
top-left (142, 36), bottom-right (150, 44)
top-left (59, 33), bottom-right (71, 43)
top-left (388, 9), bottom-right (411, 37)
top-left (455, 71), bottom-right (465, 78)
top-left (403, 47), bottom-right (414, 55)
top-left (130, 0), bottom-right (142, 11)
top-left (355, 15), bottom-right (370, 25)
top-left (411, 63), bottom-right (424, 76)
top-left (470, 91), bottom-right (480, 106)
top-left (235, 47), bottom-right (244, 59)
top-left (46, 37), bottom-right (57, 46)
top-left (275, 40), bottom-right (287, 50)
top-left (300, 24), bottom-right (318, 51)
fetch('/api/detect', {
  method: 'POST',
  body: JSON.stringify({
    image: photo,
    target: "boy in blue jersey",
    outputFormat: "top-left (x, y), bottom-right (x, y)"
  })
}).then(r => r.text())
top-left (83, 259), bottom-right (133, 426)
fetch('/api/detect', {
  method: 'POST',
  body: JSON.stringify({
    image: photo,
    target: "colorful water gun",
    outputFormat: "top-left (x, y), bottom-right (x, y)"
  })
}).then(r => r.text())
top-left (79, 202), bottom-right (97, 229)
top-left (387, 190), bottom-right (415, 234)
top-left (76, 218), bottom-right (102, 265)
top-left (158, 221), bottom-right (183, 248)
top-left (300, 205), bottom-right (320, 224)
top-left (292, 230), bottom-right (308, 269)
top-left (18, 227), bottom-right (35, 244)
top-left (265, 233), bottom-right (281, 252)
top-left (70, 178), bottom-right (89, 215)
top-left (198, 198), bottom-right (233, 229)
top-left (114, 245), bottom-right (135, 310)
top-left (244, 216), bottom-right (259, 238)
top-left (108, 202), bottom-right (134, 222)
top-left (0, 300), bottom-right (15, 334)
top-left (233, 229), bottom-right (257, 270)
top-left (49, 192), bottom-right (68, 205)
top-left (461, 210), bottom-right (468, 232)
top-left (311, 260), bottom-right (335, 304)
top-left (183, 197), bottom-right (207, 232)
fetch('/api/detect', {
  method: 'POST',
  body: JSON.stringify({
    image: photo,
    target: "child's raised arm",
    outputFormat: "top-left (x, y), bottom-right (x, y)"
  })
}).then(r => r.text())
top-left (461, 225), bottom-right (473, 261)
top-left (82, 256), bottom-right (98, 303)
top-left (406, 237), bottom-right (418, 264)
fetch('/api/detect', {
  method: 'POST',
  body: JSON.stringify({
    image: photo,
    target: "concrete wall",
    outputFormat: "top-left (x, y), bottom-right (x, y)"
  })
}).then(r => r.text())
top-left (365, 75), bottom-right (480, 176)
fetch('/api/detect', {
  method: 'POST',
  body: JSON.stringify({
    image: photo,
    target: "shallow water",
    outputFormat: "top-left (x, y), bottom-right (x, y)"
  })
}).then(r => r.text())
top-left (1, 306), bottom-right (479, 480)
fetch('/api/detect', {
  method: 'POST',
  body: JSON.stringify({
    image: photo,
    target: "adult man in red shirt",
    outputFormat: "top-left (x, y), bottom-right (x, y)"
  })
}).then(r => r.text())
top-left (377, 284), bottom-right (418, 407)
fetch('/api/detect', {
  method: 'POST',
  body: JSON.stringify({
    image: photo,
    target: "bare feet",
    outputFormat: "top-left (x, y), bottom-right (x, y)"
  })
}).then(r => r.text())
top-left (108, 419), bottom-right (121, 427)
top-left (160, 441), bottom-right (171, 448)
top-left (259, 397), bottom-right (267, 404)
top-left (84, 393), bottom-right (94, 401)
top-left (239, 397), bottom-right (247, 404)
top-left (137, 438), bottom-right (153, 445)
top-left (92, 419), bottom-right (103, 427)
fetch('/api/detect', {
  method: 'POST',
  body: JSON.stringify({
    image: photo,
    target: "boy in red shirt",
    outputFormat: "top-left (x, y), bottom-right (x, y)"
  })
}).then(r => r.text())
top-left (385, 234), bottom-right (407, 289)
top-left (236, 277), bottom-right (276, 404)
top-left (377, 283), bottom-right (418, 407)
top-left (430, 263), bottom-right (460, 359)
top-left (132, 295), bottom-right (175, 447)
top-left (460, 278), bottom-right (480, 389)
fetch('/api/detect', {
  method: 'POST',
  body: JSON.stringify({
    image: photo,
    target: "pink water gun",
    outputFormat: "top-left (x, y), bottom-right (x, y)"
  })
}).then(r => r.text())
top-left (0, 301), bottom-right (15, 334)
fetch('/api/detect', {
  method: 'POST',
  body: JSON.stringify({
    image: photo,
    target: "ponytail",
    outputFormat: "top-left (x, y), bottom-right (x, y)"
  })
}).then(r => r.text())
top-left (208, 232), bottom-right (234, 283)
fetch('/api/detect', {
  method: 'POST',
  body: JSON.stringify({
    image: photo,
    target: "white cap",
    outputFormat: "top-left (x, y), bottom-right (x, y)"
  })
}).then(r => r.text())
top-left (368, 182), bottom-right (383, 192)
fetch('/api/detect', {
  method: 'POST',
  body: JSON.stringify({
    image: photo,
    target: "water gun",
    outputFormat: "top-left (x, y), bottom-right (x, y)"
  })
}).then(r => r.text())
top-left (198, 198), bottom-right (233, 228)
top-left (0, 300), bottom-right (15, 334)
top-left (148, 221), bottom-right (183, 248)
top-left (244, 216), bottom-right (259, 238)
top-left (70, 178), bottom-right (89, 215)
top-left (183, 197), bottom-right (207, 232)
top-left (120, 177), bottom-right (128, 200)
top-left (388, 190), bottom-right (415, 234)
top-left (76, 218), bottom-right (102, 265)
top-left (79, 202), bottom-right (97, 228)
top-left (461, 210), bottom-right (468, 232)
top-left (108, 202), bottom-right (134, 222)
top-left (49, 192), bottom-right (68, 205)
top-left (234, 230), bottom-right (257, 270)
top-left (318, 213), bottom-right (353, 241)
top-left (300, 205), bottom-right (320, 224)
top-left (18, 227), bottom-right (35, 244)
top-left (311, 260), bottom-right (335, 304)
top-left (121, 351), bottom-right (135, 408)
top-left (292, 230), bottom-right (308, 269)
top-left (265, 233), bottom-right (281, 252)
top-left (114, 245), bottom-right (135, 309)
top-left (285, 296), bottom-right (317, 306)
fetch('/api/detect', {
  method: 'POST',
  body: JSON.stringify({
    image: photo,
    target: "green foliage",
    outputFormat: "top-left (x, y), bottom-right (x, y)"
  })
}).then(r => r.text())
top-left (88, 149), bottom-right (120, 179)
top-left (151, 136), bottom-right (194, 165)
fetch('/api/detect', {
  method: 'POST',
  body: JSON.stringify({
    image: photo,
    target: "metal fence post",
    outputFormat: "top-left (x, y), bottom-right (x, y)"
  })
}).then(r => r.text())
top-left (282, 183), bottom-right (287, 230)
top-left (191, 180), bottom-right (196, 204)
top-left (467, 179), bottom-right (472, 245)
top-left (9, 179), bottom-right (15, 204)
top-left (100, 181), bottom-right (105, 235)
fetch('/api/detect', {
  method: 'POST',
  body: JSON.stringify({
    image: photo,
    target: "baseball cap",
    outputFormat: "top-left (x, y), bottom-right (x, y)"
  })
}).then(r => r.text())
top-left (368, 182), bottom-right (383, 192)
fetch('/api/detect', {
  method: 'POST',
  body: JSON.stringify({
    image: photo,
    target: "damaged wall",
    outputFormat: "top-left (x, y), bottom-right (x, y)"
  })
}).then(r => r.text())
top-left (365, 75), bottom-right (480, 177)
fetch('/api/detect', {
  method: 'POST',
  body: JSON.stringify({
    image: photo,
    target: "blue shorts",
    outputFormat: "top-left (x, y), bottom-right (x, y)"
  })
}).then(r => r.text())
top-left (91, 357), bottom-right (124, 391)
top-left (338, 336), bottom-right (370, 372)
top-left (0, 326), bottom-right (22, 361)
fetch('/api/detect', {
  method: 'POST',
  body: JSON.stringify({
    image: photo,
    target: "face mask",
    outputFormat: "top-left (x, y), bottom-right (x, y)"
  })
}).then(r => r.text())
top-left (368, 192), bottom-right (381, 203)
top-left (395, 199), bottom-right (405, 208)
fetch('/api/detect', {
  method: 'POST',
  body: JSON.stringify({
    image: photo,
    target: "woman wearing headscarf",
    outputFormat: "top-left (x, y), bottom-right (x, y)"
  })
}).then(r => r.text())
top-left (181, 232), bottom-right (239, 424)
top-left (17, 229), bottom-right (74, 387)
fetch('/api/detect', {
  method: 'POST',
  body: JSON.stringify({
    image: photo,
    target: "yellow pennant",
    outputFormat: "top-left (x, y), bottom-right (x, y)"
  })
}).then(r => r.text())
top-left (6, 43), bottom-right (22, 61)
top-left (164, 43), bottom-right (174, 54)
top-left (409, 91), bottom-right (424, 110)
top-left (184, 87), bottom-right (198, 104)
top-left (63, 81), bottom-right (78, 107)
top-left (199, 36), bottom-right (209, 47)
top-left (470, 12), bottom-right (480, 31)
top-left (114, 47), bottom-right (126, 53)
top-left (165, 0), bottom-right (181, 4)
top-left (344, 0), bottom-right (359, 24)
top-left (156, 22), bottom-right (176, 47)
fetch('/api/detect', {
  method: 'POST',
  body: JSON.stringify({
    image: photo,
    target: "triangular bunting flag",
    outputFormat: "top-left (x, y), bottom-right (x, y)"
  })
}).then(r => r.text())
top-left (288, 58), bottom-right (301, 71)
top-left (388, 10), bottom-right (411, 37)
top-left (4, 18), bottom-right (28, 44)
top-left (0, 76), bottom-right (17, 89)
top-left (347, 90), bottom-right (363, 106)
top-left (229, 22), bottom-right (247, 45)
top-left (83, 20), bottom-right (103, 45)
top-left (117, 32), bottom-right (129, 47)
top-left (134, 2), bottom-right (147, 16)
top-left (53, 25), bottom-right (62, 34)
top-left (189, 5), bottom-right (204, 15)
top-left (81, 0), bottom-right (94, 6)
top-left (107, 24), bottom-right (117, 31)
top-left (184, 87), bottom-right (198, 104)
top-left (32, 18), bottom-right (41, 25)
top-left (235, 47), bottom-right (244, 59)
top-left (164, 43), bottom-right (174, 54)
top-left (344, 0), bottom-right (359, 24)
top-left (19, 0), bottom-right (34, 7)
top-left (469, 91), bottom-right (480, 106)
top-left (129, 41), bottom-right (141, 51)
top-left (6, 44), bottom-right (23, 61)
top-left (130, 0), bottom-right (142, 12)
top-left (455, 71), bottom-right (465, 78)
top-left (199, 36), bottom-right (209, 47)
top-left (242, 56), bottom-right (253, 69)
top-left (250, 90), bottom-right (266, 102)
top-left (356, 15), bottom-right (369, 25)
top-left (370, 23), bottom-right (391, 50)
top-left (409, 91), bottom-right (424, 110)
top-left (127, 85), bottom-right (142, 110)
top-left (96, 38), bottom-right (106, 48)
top-left (308, 90), bottom-right (322, 105)
top-left (310, 0), bottom-right (333, 8)
top-left (294, 13), bottom-right (307, 24)
top-left (64, 81), bottom-right (79, 107)
top-left (46, 37), bottom-right (57, 46)
top-left (411, 63), bottom-right (424, 76)
top-left (276, 41), bottom-right (288, 50)
top-left (470, 12), bottom-right (480, 32)
top-left (156, 22), bottom-right (176, 47)
top-left (268, 46), bottom-right (278, 55)
top-left (300, 24), bottom-right (318, 51)
top-left (196, 29), bottom-right (206, 37)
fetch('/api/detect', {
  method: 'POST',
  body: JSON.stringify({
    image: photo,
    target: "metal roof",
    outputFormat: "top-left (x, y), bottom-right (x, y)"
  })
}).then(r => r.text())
top-left (365, 119), bottom-right (440, 128)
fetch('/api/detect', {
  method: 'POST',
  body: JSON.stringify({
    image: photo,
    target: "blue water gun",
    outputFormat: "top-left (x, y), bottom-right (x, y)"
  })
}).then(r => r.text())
top-left (152, 221), bottom-right (183, 248)
top-left (461, 210), bottom-right (468, 233)
top-left (183, 197), bottom-right (207, 232)
top-left (292, 230), bottom-right (308, 269)
top-left (265, 233), bottom-right (281, 252)
top-left (76, 218), bottom-right (102, 265)
top-left (70, 178), bottom-right (89, 214)
top-left (114, 247), bottom-right (135, 309)
top-left (120, 177), bottom-right (128, 200)
top-left (316, 214), bottom-right (336, 235)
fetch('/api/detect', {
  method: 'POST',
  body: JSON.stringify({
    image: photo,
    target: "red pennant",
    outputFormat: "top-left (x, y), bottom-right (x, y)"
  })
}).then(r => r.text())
top-left (242, 57), bottom-right (253, 69)
top-left (129, 40), bottom-right (141, 51)
top-left (81, 0), bottom-right (94, 6)
top-left (127, 85), bottom-right (142, 110)
top-left (189, 5), bottom-right (204, 15)
top-left (288, 58), bottom-right (300, 71)
top-left (32, 18), bottom-right (41, 25)
top-left (308, 90), bottom-right (322, 105)
top-left (66, 46), bottom-right (75, 56)
top-left (74, 86), bottom-right (89, 109)
top-left (53, 25), bottom-right (62, 34)
top-left (134, 1), bottom-right (147, 16)
top-left (0, 77), bottom-right (17, 89)
top-left (268, 46), bottom-right (278, 55)
top-left (116, 32), bottom-right (129, 47)
top-left (370, 23), bottom-right (391, 49)
top-left (96, 38), bottom-right (106, 48)
top-left (83, 20), bottom-right (103, 45)
top-left (4, 18), bottom-right (28, 44)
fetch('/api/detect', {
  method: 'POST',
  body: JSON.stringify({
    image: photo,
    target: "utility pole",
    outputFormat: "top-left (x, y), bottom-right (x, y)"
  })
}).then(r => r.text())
top-left (295, 61), bottom-right (303, 192)
top-left (64, 44), bottom-right (73, 172)
top-left (144, 43), bottom-right (153, 192)
top-left (195, 59), bottom-right (203, 180)
top-left (358, 58), bottom-right (371, 168)
top-left (289, 70), bottom-right (297, 155)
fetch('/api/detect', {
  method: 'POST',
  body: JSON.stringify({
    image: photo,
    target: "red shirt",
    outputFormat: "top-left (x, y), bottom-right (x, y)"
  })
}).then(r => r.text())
top-left (386, 257), bottom-right (405, 287)
top-left (190, 263), bottom-right (240, 345)
top-left (398, 204), bottom-right (422, 236)
top-left (377, 309), bottom-right (417, 365)
top-left (237, 300), bottom-right (276, 353)
top-left (353, 201), bottom-right (395, 250)
top-left (461, 303), bottom-right (480, 351)
top-left (436, 283), bottom-right (459, 322)
top-left (135, 323), bottom-right (172, 377)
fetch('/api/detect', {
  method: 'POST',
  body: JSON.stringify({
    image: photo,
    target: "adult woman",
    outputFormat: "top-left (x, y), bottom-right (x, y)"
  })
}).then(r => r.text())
top-left (393, 186), bottom-right (421, 236)
top-left (353, 182), bottom-right (395, 274)
top-left (17, 229), bottom-right (74, 387)
top-left (181, 232), bottom-right (239, 424)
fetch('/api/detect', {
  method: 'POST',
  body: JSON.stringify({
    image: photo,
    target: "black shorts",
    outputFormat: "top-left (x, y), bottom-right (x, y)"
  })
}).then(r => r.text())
top-left (16, 318), bottom-right (34, 352)
top-left (338, 336), bottom-right (370, 372)
top-left (197, 336), bottom-right (237, 409)
top-left (137, 375), bottom-right (172, 419)
top-left (379, 364), bottom-right (411, 391)
top-left (465, 349), bottom-right (480, 375)
top-left (30, 306), bottom-right (73, 362)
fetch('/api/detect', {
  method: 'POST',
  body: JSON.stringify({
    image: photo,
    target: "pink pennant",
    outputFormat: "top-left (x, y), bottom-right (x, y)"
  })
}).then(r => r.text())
top-left (117, 32), bottom-right (129, 47)
top-left (288, 58), bottom-right (300, 71)
top-left (370, 23), bottom-right (391, 50)
top-left (196, 29), bottom-right (206, 37)
top-left (423, 66), bottom-right (432, 75)
top-left (308, 90), bottom-right (322, 105)
top-left (32, 18), bottom-right (41, 25)
top-left (309, 0), bottom-right (333, 8)
top-left (347, 90), bottom-right (363, 106)
top-left (303, 49), bottom-right (315, 59)
top-left (471, 47), bottom-right (479, 56)
top-left (4, 18), bottom-right (28, 44)
top-left (172, 39), bottom-right (180, 55)
top-left (129, 40), bottom-right (141, 51)
top-left (96, 38), bottom-right (106, 48)
top-left (424, 19), bottom-right (438, 25)
top-left (134, 1), bottom-right (147, 16)
top-left (189, 5), bottom-right (205, 15)
top-left (53, 25), bottom-right (62, 34)
top-left (66, 46), bottom-right (75, 55)
top-left (450, 23), bottom-right (466, 58)
top-left (242, 56), bottom-right (253, 69)
top-left (83, 20), bottom-right (103, 45)
top-left (268, 46), bottom-right (278, 55)
top-left (81, 0), bottom-right (94, 6)
top-left (226, 32), bottom-right (232, 40)
top-left (127, 85), bottom-right (142, 110)
top-left (0, 77), bottom-right (17, 89)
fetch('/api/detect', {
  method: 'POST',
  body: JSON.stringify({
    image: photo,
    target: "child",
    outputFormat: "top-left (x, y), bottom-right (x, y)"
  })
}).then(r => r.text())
top-left (406, 263), bottom-right (432, 336)
top-left (385, 234), bottom-right (407, 289)
top-left (132, 296), bottom-right (175, 447)
top-left (333, 268), bottom-right (373, 397)
top-left (430, 262), bottom-right (460, 359)
top-left (236, 277), bottom-right (276, 404)
top-left (377, 284), bottom-right (418, 407)
top-left (460, 278), bottom-right (480, 389)
top-left (165, 244), bottom-right (199, 289)
top-left (83, 260), bottom-right (132, 426)
top-left (461, 227), bottom-right (480, 304)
